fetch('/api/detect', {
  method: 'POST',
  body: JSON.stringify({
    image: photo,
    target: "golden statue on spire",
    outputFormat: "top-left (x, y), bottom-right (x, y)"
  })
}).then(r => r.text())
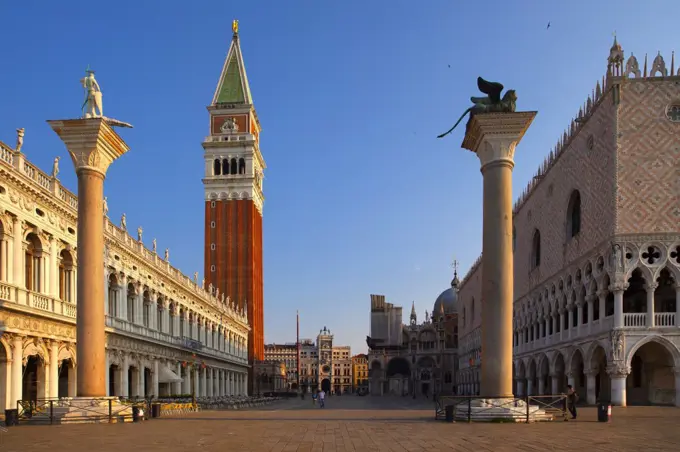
top-left (232, 19), bottom-right (239, 35)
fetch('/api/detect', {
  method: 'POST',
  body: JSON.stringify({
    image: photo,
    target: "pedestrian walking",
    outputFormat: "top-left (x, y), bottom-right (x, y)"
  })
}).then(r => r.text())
top-left (566, 385), bottom-right (579, 419)
top-left (312, 391), bottom-right (317, 405)
top-left (319, 389), bottom-right (326, 408)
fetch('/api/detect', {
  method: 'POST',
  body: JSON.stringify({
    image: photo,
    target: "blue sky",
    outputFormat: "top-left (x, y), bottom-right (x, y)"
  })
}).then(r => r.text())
top-left (1, 1), bottom-right (678, 354)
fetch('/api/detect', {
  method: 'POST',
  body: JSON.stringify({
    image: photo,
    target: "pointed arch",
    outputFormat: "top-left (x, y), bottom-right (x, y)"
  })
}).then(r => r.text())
top-left (566, 190), bottom-right (581, 239)
top-left (626, 335), bottom-right (680, 369)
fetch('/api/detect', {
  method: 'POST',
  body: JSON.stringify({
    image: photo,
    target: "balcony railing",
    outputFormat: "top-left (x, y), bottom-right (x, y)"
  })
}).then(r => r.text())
top-left (624, 313), bottom-right (646, 327)
top-left (0, 281), bottom-right (247, 365)
top-left (655, 312), bottom-right (676, 327)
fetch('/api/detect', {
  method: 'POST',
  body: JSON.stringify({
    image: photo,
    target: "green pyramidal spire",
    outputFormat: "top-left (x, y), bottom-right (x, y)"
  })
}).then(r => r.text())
top-left (212, 26), bottom-right (253, 105)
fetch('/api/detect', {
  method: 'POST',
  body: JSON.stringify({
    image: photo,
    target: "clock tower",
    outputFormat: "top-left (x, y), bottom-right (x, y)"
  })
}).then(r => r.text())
top-left (202, 21), bottom-right (265, 391)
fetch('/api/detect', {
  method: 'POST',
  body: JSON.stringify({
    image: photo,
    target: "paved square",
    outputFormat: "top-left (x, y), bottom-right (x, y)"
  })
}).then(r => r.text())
top-left (2, 396), bottom-right (680, 451)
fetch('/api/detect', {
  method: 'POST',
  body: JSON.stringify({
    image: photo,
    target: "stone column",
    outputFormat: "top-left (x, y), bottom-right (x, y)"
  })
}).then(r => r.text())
top-left (597, 290), bottom-right (607, 325)
top-left (152, 360), bottom-right (159, 398)
top-left (550, 374), bottom-right (559, 395)
top-left (676, 286), bottom-right (680, 327)
top-left (49, 235), bottom-right (58, 298)
top-left (462, 111), bottom-right (536, 398)
top-left (48, 118), bottom-right (130, 397)
top-left (526, 378), bottom-right (533, 396)
top-left (175, 362), bottom-right (182, 396)
top-left (674, 368), bottom-right (680, 408)
top-left (608, 365), bottom-right (628, 406)
top-left (585, 370), bottom-right (597, 404)
top-left (12, 217), bottom-right (22, 287)
top-left (611, 283), bottom-right (626, 328)
top-left (646, 283), bottom-right (657, 327)
top-left (122, 354), bottom-right (130, 397)
top-left (49, 341), bottom-right (59, 398)
top-left (11, 335), bottom-right (24, 406)
top-left (516, 379), bottom-right (524, 397)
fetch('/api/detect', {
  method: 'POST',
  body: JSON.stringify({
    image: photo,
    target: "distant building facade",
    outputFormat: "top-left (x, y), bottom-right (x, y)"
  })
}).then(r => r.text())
top-left (264, 343), bottom-right (298, 388)
top-left (457, 40), bottom-right (680, 407)
top-left (298, 327), bottom-right (352, 394)
top-left (352, 354), bottom-right (368, 391)
top-left (367, 281), bottom-right (459, 396)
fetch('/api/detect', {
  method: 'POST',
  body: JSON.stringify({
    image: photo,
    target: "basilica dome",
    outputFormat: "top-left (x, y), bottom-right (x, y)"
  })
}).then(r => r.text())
top-left (433, 286), bottom-right (458, 315)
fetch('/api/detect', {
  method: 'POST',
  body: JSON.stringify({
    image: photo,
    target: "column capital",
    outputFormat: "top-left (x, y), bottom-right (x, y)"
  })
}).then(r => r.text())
top-left (645, 282), bottom-right (659, 292)
top-left (606, 364), bottom-right (630, 378)
top-left (609, 282), bottom-right (629, 293)
top-left (47, 118), bottom-right (130, 177)
top-left (462, 111), bottom-right (537, 170)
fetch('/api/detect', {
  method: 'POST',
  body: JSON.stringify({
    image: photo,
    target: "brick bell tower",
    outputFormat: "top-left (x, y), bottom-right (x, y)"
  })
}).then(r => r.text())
top-left (202, 20), bottom-right (265, 391)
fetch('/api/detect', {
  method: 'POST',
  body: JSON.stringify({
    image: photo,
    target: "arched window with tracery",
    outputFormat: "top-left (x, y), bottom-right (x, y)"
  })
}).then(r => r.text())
top-left (126, 283), bottom-right (136, 323)
top-left (107, 273), bottom-right (118, 317)
top-left (59, 249), bottom-right (75, 302)
top-left (566, 190), bottom-right (581, 239)
top-left (25, 233), bottom-right (42, 292)
top-left (531, 229), bottom-right (541, 269)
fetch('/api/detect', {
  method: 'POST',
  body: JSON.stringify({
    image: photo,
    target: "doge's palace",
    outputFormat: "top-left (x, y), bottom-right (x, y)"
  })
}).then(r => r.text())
top-left (0, 136), bottom-right (250, 409)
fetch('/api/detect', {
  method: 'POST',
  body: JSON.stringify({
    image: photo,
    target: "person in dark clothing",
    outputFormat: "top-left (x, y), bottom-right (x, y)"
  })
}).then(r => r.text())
top-left (566, 385), bottom-right (578, 419)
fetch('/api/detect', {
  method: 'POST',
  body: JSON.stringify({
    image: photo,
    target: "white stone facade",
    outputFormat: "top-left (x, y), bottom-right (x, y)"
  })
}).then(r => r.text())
top-left (0, 140), bottom-right (250, 408)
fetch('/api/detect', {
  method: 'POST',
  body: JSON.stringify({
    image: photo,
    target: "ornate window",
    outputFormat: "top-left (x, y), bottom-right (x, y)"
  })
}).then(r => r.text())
top-left (24, 233), bottom-right (42, 291)
top-left (531, 230), bottom-right (541, 269)
top-left (107, 273), bottom-right (118, 317)
top-left (666, 104), bottom-right (680, 122)
top-left (127, 283), bottom-right (136, 322)
top-left (59, 250), bottom-right (75, 302)
top-left (566, 190), bottom-right (581, 239)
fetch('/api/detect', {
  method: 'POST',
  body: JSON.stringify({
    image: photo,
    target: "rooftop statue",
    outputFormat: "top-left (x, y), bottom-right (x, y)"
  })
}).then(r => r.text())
top-left (81, 68), bottom-right (103, 119)
top-left (437, 77), bottom-right (517, 139)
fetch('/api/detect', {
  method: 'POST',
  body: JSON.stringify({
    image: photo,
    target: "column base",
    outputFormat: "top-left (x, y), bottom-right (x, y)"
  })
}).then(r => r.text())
top-left (20, 397), bottom-right (137, 424)
top-left (450, 398), bottom-right (555, 422)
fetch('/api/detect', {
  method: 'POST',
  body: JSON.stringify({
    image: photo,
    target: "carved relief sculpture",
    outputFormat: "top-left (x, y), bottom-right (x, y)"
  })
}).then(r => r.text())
top-left (610, 329), bottom-right (625, 361)
top-left (15, 128), bottom-right (25, 153)
top-left (220, 117), bottom-right (239, 134)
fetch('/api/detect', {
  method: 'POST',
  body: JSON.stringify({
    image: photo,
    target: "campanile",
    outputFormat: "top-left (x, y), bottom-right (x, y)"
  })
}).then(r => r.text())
top-left (202, 21), bottom-right (265, 383)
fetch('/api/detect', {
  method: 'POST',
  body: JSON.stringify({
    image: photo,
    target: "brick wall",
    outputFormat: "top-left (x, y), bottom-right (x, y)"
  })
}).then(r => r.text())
top-left (616, 79), bottom-right (680, 234)
top-left (512, 89), bottom-right (618, 299)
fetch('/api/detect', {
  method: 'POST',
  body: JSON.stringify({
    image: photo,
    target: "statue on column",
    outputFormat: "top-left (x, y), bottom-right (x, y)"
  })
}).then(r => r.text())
top-left (137, 226), bottom-right (143, 242)
top-left (152, 238), bottom-right (157, 252)
top-left (15, 128), bottom-right (25, 153)
top-left (193, 271), bottom-right (198, 283)
top-left (103, 196), bottom-right (109, 217)
top-left (80, 68), bottom-right (104, 119)
top-left (52, 156), bottom-right (60, 179)
top-left (120, 213), bottom-right (127, 231)
top-left (437, 77), bottom-right (517, 139)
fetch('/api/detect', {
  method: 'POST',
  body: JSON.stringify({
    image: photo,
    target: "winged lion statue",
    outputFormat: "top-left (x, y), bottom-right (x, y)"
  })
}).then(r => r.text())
top-left (437, 77), bottom-right (517, 139)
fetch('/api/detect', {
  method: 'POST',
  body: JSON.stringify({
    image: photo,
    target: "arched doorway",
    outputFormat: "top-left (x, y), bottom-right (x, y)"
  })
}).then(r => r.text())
top-left (417, 356), bottom-right (435, 396)
top-left (321, 378), bottom-right (331, 393)
top-left (386, 357), bottom-right (410, 396)
top-left (22, 356), bottom-right (41, 402)
top-left (627, 339), bottom-right (677, 405)
top-left (570, 349), bottom-right (585, 396)
top-left (58, 358), bottom-right (75, 398)
top-left (369, 361), bottom-right (382, 396)
top-left (527, 359), bottom-right (537, 395)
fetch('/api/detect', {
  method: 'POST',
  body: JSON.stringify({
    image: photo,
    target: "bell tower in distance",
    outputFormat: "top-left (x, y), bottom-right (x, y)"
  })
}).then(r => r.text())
top-left (202, 20), bottom-right (265, 390)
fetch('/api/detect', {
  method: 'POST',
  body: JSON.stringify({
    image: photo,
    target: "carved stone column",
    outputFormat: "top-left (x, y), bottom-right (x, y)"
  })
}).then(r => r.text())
top-left (11, 335), bottom-right (24, 405)
top-left (584, 370), bottom-right (597, 404)
top-left (48, 118), bottom-right (130, 397)
top-left (610, 282), bottom-right (627, 328)
top-left (49, 341), bottom-right (60, 398)
top-left (462, 111), bottom-right (536, 398)
top-left (11, 216), bottom-right (22, 287)
top-left (646, 283), bottom-right (657, 327)
top-left (607, 364), bottom-right (629, 406)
